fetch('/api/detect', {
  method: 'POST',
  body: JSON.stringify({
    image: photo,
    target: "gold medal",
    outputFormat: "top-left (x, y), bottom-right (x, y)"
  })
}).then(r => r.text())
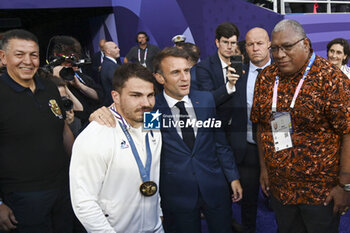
top-left (140, 181), bottom-right (157, 196)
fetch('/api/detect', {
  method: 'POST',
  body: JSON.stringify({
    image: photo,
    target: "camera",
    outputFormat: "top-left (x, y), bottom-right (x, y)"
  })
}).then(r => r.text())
top-left (61, 96), bottom-right (73, 111)
top-left (42, 54), bottom-right (91, 81)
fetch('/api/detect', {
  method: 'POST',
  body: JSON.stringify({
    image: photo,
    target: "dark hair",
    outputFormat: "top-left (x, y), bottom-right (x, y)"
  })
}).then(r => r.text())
top-left (176, 42), bottom-right (201, 65)
top-left (1, 29), bottom-right (39, 52)
top-left (153, 47), bottom-right (190, 74)
top-left (215, 22), bottom-right (240, 41)
top-left (237, 40), bottom-right (249, 65)
top-left (327, 38), bottom-right (350, 65)
top-left (136, 32), bottom-right (149, 42)
top-left (112, 63), bottom-right (155, 92)
top-left (50, 35), bottom-right (82, 59)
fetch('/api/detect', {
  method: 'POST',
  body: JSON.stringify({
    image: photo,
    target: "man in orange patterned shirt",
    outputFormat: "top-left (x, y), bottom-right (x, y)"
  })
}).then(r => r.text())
top-left (251, 19), bottom-right (350, 233)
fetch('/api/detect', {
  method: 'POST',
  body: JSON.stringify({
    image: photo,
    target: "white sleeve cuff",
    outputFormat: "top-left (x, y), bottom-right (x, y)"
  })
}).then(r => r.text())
top-left (226, 82), bottom-right (236, 94)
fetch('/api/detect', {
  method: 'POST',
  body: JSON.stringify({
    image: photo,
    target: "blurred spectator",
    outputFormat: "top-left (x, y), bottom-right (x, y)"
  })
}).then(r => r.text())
top-left (91, 39), bottom-right (106, 83)
top-left (124, 32), bottom-right (160, 72)
top-left (48, 75), bottom-right (83, 137)
top-left (100, 41), bottom-right (121, 105)
top-left (327, 38), bottom-right (350, 78)
top-left (237, 40), bottom-right (250, 65)
top-left (172, 34), bottom-right (186, 46)
top-left (176, 42), bottom-right (201, 89)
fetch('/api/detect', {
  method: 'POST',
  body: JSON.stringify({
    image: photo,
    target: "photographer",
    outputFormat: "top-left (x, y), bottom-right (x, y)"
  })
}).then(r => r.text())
top-left (47, 36), bottom-right (103, 127)
top-left (47, 75), bottom-right (83, 137)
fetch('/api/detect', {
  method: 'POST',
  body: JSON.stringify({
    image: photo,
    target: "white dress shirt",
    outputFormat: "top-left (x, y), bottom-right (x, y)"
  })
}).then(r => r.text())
top-left (163, 91), bottom-right (198, 137)
top-left (104, 56), bottom-right (117, 64)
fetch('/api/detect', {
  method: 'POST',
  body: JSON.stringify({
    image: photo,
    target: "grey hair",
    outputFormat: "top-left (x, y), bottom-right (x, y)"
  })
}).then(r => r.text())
top-left (272, 19), bottom-right (306, 39)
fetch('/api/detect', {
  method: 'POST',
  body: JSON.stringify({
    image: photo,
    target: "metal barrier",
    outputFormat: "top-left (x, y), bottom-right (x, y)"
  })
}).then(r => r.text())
top-left (272, 0), bottom-right (350, 14)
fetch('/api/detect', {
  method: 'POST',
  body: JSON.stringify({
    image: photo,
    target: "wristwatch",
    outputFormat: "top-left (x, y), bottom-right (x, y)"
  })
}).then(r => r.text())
top-left (338, 181), bottom-right (350, 192)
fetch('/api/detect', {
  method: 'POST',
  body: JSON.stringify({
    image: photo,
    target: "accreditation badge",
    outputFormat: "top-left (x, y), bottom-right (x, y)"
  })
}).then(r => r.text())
top-left (271, 112), bottom-right (293, 152)
top-left (140, 181), bottom-right (158, 196)
top-left (48, 99), bottom-right (63, 119)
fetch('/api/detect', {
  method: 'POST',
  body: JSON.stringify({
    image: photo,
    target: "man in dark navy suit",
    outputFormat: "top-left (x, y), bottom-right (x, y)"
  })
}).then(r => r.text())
top-left (228, 27), bottom-right (271, 233)
top-left (153, 47), bottom-right (242, 233)
top-left (100, 41), bottom-right (120, 105)
top-left (198, 25), bottom-right (271, 232)
top-left (196, 22), bottom-right (240, 130)
top-left (91, 39), bottom-right (106, 81)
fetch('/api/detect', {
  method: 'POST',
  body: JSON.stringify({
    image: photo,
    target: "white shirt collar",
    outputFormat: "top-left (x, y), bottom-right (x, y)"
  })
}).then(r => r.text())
top-left (105, 56), bottom-right (117, 64)
top-left (163, 90), bottom-right (191, 108)
top-left (249, 59), bottom-right (271, 72)
top-left (218, 54), bottom-right (229, 70)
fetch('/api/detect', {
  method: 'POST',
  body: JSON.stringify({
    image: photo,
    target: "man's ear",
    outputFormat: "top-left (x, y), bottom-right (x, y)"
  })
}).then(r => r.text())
top-left (215, 39), bottom-right (220, 49)
top-left (304, 38), bottom-right (311, 51)
top-left (0, 50), bottom-right (7, 65)
top-left (111, 90), bottom-right (120, 105)
top-left (154, 73), bottom-right (165, 85)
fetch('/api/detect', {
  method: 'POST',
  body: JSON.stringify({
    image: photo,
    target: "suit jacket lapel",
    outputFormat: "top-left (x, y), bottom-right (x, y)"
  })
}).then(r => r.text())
top-left (189, 92), bottom-right (207, 152)
top-left (211, 53), bottom-right (225, 87)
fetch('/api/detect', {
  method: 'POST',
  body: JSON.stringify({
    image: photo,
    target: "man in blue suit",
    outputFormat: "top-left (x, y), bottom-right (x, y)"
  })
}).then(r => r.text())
top-left (100, 41), bottom-right (120, 106)
top-left (198, 26), bottom-right (272, 232)
top-left (196, 22), bottom-right (240, 129)
top-left (153, 47), bottom-right (242, 233)
top-left (89, 47), bottom-right (242, 233)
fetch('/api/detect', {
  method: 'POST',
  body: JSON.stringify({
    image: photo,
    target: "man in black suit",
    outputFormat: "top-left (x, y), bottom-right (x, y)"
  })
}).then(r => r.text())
top-left (228, 27), bottom-right (271, 233)
top-left (100, 41), bottom-right (120, 105)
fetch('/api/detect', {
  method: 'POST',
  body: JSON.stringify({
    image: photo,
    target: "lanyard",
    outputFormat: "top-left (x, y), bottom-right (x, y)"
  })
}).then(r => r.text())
top-left (138, 48), bottom-right (148, 63)
top-left (110, 107), bottom-right (153, 182)
top-left (272, 52), bottom-right (316, 113)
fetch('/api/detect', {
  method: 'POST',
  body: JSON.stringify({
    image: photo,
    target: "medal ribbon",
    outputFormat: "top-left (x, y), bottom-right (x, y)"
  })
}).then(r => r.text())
top-left (109, 107), bottom-right (152, 182)
top-left (272, 52), bottom-right (316, 113)
top-left (138, 48), bottom-right (148, 64)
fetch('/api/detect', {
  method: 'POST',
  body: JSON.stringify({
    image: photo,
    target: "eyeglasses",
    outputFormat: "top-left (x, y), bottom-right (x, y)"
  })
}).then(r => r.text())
top-left (220, 40), bottom-right (238, 47)
top-left (269, 38), bottom-right (305, 53)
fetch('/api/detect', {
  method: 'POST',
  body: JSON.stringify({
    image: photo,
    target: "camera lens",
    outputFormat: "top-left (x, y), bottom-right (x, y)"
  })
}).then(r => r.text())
top-left (59, 67), bottom-right (75, 81)
top-left (61, 96), bottom-right (73, 111)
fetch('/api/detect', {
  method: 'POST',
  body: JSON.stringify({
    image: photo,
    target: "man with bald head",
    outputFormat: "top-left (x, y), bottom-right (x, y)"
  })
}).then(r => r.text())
top-left (227, 27), bottom-right (271, 233)
top-left (251, 19), bottom-right (350, 232)
top-left (100, 41), bottom-right (120, 105)
top-left (91, 39), bottom-right (106, 81)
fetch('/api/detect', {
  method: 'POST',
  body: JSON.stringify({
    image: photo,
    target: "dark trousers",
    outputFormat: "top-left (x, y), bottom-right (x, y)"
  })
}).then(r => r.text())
top-left (237, 142), bottom-right (260, 233)
top-left (3, 185), bottom-right (74, 233)
top-left (270, 196), bottom-right (340, 233)
top-left (162, 192), bottom-right (232, 233)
